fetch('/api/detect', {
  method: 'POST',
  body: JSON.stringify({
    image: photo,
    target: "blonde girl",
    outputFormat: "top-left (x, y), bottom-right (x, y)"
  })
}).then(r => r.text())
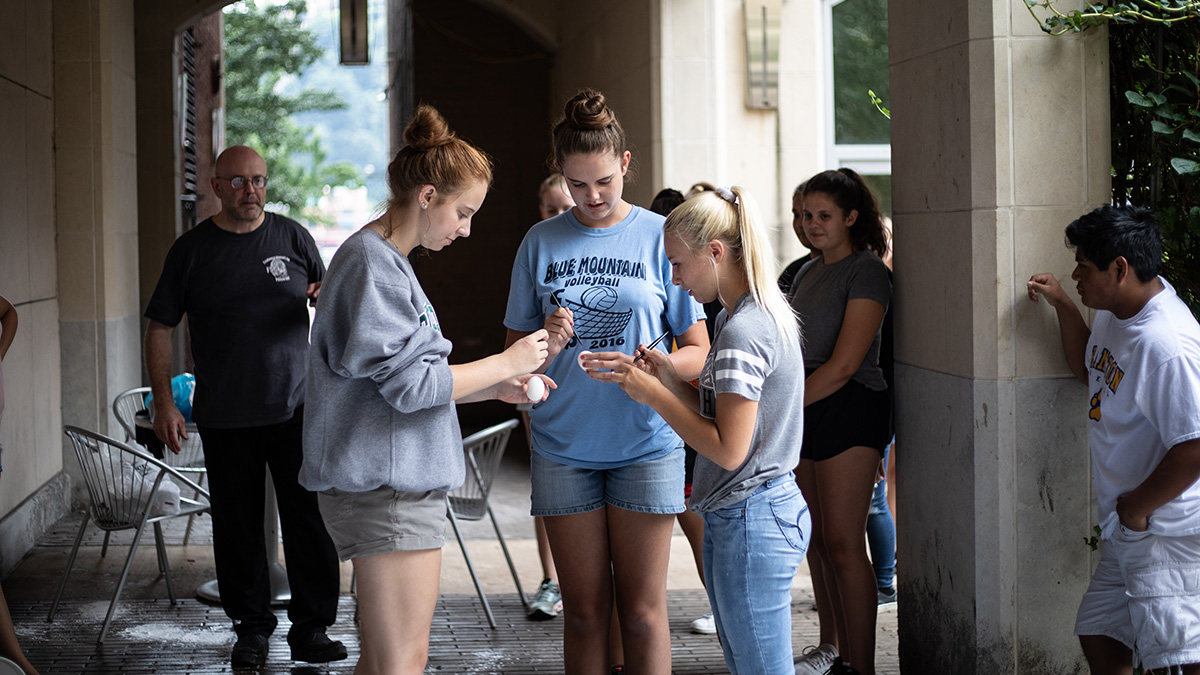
top-left (612, 186), bottom-right (810, 674)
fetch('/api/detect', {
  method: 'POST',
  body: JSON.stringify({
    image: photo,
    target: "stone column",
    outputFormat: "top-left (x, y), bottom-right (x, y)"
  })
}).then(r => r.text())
top-left (0, 0), bottom-right (69, 573)
top-left (889, 0), bottom-right (1110, 671)
top-left (54, 0), bottom-right (143, 501)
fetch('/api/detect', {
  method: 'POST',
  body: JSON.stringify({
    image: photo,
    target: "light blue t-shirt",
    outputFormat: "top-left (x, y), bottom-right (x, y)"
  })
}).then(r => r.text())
top-left (505, 206), bottom-right (706, 468)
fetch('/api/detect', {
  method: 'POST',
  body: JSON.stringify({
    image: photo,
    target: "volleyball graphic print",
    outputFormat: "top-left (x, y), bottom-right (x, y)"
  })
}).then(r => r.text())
top-left (542, 253), bottom-right (648, 346)
top-left (581, 286), bottom-right (618, 311)
top-left (558, 286), bottom-right (632, 340)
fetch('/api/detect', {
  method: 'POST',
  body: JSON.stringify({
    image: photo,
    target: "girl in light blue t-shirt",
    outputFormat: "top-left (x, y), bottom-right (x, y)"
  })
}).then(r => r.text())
top-left (504, 90), bottom-right (709, 674)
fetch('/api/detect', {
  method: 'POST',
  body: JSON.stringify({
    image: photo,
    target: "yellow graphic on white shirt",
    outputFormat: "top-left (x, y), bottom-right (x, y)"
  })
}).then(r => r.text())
top-left (1087, 345), bottom-right (1126, 422)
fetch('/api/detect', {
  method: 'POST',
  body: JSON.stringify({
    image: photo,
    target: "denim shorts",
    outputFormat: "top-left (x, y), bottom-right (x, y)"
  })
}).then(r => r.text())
top-left (1075, 527), bottom-right (1200, 670)
top-left (530, 448), bottom-right (685, 517)
top-left (317, 486), bottom-right (447, 562)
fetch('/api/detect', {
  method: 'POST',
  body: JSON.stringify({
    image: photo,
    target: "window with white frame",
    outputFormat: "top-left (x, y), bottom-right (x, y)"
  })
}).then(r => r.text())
top-left (824, 0), bottom-right (891, 216)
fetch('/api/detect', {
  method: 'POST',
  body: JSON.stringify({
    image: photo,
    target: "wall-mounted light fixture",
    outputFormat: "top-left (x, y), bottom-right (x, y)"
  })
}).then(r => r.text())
top-left (743, 0), bottom-right (781, 109)
top-left (340, 0), bottom-right (369, 65)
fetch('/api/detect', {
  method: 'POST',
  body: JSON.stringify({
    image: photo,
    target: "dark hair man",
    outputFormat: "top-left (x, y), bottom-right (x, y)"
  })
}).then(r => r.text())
top-left (1028, 205), bottom-right (1200, 675)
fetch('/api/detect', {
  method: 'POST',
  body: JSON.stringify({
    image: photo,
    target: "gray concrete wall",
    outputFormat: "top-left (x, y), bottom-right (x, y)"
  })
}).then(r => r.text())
top-left (0, 0), bottom-right (68, 569)
top-left (553, 0), bottom-right (659, 208)
top-left (890, 0), bottom-right (1108, 671)
top-left (53, 0), bottom-right (145, 505)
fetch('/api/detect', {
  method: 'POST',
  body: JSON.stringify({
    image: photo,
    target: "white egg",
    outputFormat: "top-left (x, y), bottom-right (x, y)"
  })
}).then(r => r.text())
top-left (577, 350), bottom-right (593, 372)
top-left (525, 376), bottom-right (546, 402)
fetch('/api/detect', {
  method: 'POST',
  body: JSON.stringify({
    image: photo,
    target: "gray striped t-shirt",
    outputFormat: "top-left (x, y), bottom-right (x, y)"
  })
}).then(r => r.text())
top-left (690, 294), bottom-right (806, 512)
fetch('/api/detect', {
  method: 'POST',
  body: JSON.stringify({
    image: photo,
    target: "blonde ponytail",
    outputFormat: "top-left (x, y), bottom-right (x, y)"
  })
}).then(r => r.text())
top-left (663, 187), bottom-right (800, 353)
top-left (731, 187), bottom-right (800, 352)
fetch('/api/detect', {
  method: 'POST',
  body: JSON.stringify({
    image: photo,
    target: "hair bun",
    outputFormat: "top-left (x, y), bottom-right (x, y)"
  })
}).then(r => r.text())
top-left (403, 104), bottom-right (456, 151)
top-left (564, 89), bottom-right (616, 131)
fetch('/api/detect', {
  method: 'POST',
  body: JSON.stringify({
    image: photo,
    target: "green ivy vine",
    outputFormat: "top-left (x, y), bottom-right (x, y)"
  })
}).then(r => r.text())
top-left (1025, 1), bottom-right (1200, 313)
top-left (1023, 0), bottom-right (1200, 34)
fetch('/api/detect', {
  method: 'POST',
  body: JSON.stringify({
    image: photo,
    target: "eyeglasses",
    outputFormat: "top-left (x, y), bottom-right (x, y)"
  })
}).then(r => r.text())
top-left (216, 175), bottom-right (269, 190)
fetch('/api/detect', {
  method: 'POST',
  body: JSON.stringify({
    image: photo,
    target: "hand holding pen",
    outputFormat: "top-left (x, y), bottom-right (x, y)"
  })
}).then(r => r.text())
top-left (632, 329), bottom-right (671, 363)
top-left (581, 329), bottom-right (672, 383)
top-left (615, 330), bottom-right (681, 400)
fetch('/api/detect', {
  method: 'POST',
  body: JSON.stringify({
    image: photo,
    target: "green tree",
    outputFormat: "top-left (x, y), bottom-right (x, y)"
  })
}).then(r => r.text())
top-left (832, 0), bottom-right (890, 145)
top-left (223, 0), bottom-right (361, 220)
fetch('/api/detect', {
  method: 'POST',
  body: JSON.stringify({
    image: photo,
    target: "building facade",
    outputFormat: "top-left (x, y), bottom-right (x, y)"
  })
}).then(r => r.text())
top-left (0, 0), bottom-right (1108, 671)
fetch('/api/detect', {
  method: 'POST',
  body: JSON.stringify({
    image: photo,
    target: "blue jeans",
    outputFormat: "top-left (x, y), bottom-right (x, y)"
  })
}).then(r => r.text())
top-left (702, 474), bottom-right (810, 674)
top-left (867, 443), bottom-right (896, 590)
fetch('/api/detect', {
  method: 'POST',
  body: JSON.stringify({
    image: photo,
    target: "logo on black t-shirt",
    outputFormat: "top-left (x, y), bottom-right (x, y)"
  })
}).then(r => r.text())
top-left (263, 255), bottom-right (291, 282)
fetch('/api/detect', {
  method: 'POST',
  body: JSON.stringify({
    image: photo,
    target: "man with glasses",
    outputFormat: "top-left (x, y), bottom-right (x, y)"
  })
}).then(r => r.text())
top-left (144, 145), bottom-right (344, 668)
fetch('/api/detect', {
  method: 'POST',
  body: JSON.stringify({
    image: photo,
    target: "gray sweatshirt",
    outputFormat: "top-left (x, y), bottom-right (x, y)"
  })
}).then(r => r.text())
top-left (300, 229), bottom-right (463, 493)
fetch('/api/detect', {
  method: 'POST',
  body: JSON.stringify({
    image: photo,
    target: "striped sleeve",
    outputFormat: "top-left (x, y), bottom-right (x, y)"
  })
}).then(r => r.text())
top-left (713, 347), bottom-right (768, 401)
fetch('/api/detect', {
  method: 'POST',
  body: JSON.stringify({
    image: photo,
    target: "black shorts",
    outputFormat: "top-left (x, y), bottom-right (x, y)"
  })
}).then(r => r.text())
top-left (802, 379), bottom-right (891, 462)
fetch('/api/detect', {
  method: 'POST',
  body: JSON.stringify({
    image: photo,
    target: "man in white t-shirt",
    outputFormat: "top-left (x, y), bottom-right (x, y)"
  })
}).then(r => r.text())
top-left (1028, 205), bottom-right (1200, 675)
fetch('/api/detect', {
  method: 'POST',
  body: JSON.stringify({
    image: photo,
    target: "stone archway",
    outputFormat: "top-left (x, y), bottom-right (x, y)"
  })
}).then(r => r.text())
top-left (405, 0), bottom-right (554, 431)
top-left (108, 3), bottom-right (1116, 671)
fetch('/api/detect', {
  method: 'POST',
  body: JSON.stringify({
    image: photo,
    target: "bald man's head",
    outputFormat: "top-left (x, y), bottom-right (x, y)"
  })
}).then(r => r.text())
top-left (212, 145), bottom-right (268, 229)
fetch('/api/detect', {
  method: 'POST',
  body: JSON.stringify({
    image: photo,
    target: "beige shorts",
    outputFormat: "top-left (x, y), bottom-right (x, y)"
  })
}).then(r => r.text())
top-left (317, 486), bottom-right (447, 562)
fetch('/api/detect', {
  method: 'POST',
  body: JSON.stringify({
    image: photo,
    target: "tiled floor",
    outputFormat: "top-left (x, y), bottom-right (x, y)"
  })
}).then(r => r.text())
top-left (17, 588), bottom-right (833, 674)
top-left (6, 444), bottom-right (900, 674)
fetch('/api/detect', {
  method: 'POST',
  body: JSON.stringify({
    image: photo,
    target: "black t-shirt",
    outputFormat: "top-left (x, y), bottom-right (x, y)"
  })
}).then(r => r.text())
top-left (777, 254), bottom-right (812, 296)
top-left (145, 213), bottom-right (325, 428)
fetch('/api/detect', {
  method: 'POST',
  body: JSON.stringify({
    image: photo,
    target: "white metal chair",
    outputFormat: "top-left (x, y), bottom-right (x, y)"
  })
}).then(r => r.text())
top-left (49, 425), bottom-right (211, 643)
top-left (446, 418), bottom-right (528, 628)
top-left (111, 386), bottom-right (152, 445)
top-left (112, 386), bottom-right (206, 470)
top-left (112, 386), bottom-right (207, 543)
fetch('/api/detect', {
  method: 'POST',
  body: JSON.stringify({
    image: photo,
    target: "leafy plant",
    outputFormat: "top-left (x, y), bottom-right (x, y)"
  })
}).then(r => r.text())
top-left (1024, 1), bottom-right (1200, 315)
top-left (869, 90), bottom-right (890, 120)
top-left (1083, 524), bottom-right (1102, 551)
top-left (1023, 0), bottom-right (1200, 35)
top-left (224, 0), bottom-right (362, 222)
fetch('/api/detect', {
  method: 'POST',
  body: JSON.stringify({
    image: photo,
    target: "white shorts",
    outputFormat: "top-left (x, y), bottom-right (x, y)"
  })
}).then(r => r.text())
top-left (1074, 527), bottom-right (1200, 670)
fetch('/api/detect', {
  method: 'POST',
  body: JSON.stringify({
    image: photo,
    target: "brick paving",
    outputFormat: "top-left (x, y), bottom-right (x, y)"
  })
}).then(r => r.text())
top-left (16, 589), bottom-right (898, 674)
top-left (8, 445), bottom-right (900, 673)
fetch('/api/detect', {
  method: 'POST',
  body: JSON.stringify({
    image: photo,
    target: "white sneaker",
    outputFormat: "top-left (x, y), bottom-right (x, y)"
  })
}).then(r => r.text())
top-left (794, 642), bottom-right (838, 675)
top-left (527, 578), bottom-right (562, 620)
top-left (690, 612), bottom-right (716, 635)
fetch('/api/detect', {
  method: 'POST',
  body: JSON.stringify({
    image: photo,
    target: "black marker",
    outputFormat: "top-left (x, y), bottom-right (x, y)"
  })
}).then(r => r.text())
top-left (632, 329), bottom-right (671, 363)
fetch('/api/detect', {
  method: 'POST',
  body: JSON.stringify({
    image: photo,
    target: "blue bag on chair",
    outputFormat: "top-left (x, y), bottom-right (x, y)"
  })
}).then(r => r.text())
top-left (143, 373), bottom-right (195, 423)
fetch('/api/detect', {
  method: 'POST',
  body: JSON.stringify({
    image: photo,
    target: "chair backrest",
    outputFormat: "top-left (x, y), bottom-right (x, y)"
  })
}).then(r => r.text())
top-left (112, 386), bottom-right (206, 470)
top-left (112, 387), bottom-right (151, 443)
top-left (63, 425), bottom-right (209, 531)
top-left (447, 419), bottom-right (519, 521)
